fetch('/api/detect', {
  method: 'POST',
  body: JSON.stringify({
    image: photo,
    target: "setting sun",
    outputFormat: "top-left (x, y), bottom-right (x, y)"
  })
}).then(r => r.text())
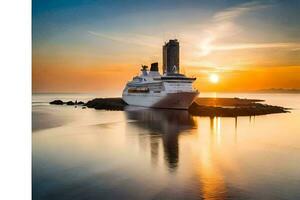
top-left (209, 74), bottom-right (219, 84)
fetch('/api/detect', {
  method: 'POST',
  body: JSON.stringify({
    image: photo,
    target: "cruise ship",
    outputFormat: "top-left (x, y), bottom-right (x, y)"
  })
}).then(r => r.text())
top-left (122, 39), bottom-right (199, 109)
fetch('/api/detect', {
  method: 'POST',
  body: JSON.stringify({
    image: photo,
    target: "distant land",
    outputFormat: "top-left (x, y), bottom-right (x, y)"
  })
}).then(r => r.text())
top-left (254, 88), bottom-right (300, 93)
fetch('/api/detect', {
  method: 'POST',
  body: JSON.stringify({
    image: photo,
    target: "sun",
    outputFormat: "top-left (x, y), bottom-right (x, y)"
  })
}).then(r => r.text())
top-left (209, 73), bottom-right (219, 84)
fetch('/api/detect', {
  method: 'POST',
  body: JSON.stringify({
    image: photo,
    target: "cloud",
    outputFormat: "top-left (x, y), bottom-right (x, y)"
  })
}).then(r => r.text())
top-left (213, 1), bottom-right (272, 22)
top-left (197, 1), bottom-right (296, 56)
top-left (210, 42), bottom-right (300, 51)
top-left (88, 31), bottom-right (161, 48)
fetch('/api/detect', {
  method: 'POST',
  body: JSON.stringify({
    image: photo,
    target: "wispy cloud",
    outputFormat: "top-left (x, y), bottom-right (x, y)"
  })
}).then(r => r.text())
top-left (88, 31), bottom-right (161, 48)
top-left (213, 1), bottom-right (272, 22)
top-left (209, 42), bottom-right (300, 52)
top-left (196, 1), bottom-right (295, 56)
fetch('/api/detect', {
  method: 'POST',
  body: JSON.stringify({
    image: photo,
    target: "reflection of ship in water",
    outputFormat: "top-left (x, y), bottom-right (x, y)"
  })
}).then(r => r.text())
top-left (125, 107), bottom-right (196, 170)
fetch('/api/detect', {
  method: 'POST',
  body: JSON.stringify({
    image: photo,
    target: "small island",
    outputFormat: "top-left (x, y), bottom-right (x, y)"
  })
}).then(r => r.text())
top-left (49, 97), bottom-right (289, 117)
top-left (188, 98), bottom-right (289, 117)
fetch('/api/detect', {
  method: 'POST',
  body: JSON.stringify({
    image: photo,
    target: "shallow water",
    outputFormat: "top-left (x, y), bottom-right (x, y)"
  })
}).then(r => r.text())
top-left (32, 93), bottom-right (300, 200)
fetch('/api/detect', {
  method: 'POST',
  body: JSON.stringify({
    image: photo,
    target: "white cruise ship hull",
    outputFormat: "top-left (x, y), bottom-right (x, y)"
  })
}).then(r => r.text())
top-left (122, 92), bottom-right (198, 109)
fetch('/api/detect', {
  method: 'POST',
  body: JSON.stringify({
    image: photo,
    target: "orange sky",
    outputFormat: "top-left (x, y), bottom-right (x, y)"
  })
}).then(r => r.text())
top-left (32, 0), bottom-right (300, 93)
top-left (32, 62), bottom-right (300, 93)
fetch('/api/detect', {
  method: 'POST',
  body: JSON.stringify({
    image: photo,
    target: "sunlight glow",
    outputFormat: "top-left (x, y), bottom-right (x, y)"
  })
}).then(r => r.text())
top-left (209, 74), bottom-right (219, 84)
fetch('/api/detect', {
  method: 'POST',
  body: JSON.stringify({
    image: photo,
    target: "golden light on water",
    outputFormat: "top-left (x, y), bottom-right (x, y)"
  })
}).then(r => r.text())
top-left (209, 74), bottom-right (219, 84)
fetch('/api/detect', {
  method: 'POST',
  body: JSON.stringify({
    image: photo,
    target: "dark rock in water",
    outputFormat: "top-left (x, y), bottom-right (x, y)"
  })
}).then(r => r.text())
top-left (50, 100), bottom-right (64, 105)
top-left (188, 101), bottom-right (289, 117)
top-left (85, 98), bottom-right (127, 111)
top-left (49, 98), bottom-right (126, 110)
top-left (66, 101), bottom-right (75, 105)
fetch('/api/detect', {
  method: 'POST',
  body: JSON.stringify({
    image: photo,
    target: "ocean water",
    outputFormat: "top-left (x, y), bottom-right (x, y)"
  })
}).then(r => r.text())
top-left (32, 93), bottom-right (300, 200)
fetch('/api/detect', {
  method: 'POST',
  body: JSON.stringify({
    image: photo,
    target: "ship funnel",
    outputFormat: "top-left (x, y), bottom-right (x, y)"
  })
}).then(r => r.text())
top-left (150, 62), bottom-right (158, 71)
top-left (163, 39), bottom-right (179, 73)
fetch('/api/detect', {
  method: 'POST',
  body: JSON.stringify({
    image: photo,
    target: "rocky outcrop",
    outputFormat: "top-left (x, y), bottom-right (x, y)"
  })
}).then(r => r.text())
top-left (77, 101), bottom-right (84, 105)
top-left (188, 101), bottom-right (289, 117)
top-left (66, 101), bottom-right (75, 105)
top-left (49, 100), bottom-right (64, 105)
top-left (49, 100), bottom-right (85, 106)
top-left (85, 98), bottom-right (127, 111)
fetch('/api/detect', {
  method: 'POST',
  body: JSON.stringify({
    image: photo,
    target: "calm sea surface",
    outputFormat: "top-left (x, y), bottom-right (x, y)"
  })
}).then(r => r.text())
top-left (32, 93), bottom-right (300, 200)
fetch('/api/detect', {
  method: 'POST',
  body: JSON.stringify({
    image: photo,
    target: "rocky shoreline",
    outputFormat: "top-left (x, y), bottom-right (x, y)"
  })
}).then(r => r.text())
top-left (188, 103), bottom-right (289, 117)
top-left (49, 97), bottom-right (289, 117)
top-left (50, 98), bottom-right (127, 110)
top-left (50, 100), bottom-right (85, 106)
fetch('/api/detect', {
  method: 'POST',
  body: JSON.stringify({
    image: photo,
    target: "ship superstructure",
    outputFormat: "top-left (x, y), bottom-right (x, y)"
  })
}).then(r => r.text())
top-left (122, 40), bottom-right (198, 109)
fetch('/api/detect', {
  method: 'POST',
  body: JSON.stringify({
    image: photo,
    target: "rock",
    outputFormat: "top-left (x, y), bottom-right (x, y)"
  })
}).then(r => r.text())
top-left (50, 100), bottom-right (64, 105)
top-left (188, 101), bottom-right (289, 117)
top-left (82, 106), bottom-right (87, 109)
top-left (66, 101), bottom-right (75, 105)
top-left (77, 101), bottom-right (84, 105)
top-left (85, 98), bottom-right (127, 110)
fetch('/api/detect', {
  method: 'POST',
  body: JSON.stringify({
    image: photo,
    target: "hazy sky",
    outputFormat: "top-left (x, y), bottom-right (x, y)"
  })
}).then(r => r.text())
top-left (32, 0), bottom-right (300, 93)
